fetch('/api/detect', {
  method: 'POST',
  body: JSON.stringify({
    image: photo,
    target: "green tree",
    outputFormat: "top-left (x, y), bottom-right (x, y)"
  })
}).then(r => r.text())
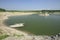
top-left (0, 8), bottom-right (6, 12)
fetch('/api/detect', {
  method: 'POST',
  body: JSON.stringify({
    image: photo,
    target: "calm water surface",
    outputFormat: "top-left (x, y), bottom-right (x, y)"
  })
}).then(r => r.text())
top-left (4, 13), bottom-right (60, 35)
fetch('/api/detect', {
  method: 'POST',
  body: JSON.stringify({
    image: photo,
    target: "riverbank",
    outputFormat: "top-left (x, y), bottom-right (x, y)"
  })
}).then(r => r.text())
top-left (0, 12), bottom-right (60, 40)
top-left (0, 12), bottom-right (35, 16)
top-left (0, 12), bottom-right (36, 40)
top-left (0, 12), bottom-right (36, 36)
top-left (0, 13), bottom-right (30, 36)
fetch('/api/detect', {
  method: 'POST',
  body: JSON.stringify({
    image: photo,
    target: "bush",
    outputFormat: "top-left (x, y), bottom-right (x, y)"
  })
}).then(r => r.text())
top-left (0, 8), bottom-right (6, 12)
top-left (0, 34), bottom-right (9, 40)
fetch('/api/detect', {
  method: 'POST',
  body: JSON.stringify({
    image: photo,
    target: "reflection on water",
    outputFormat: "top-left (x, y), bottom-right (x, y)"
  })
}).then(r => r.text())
top-left (39, 13), bottom-right (49, 16)
top-left (4, 13), bottom-right (60, 35)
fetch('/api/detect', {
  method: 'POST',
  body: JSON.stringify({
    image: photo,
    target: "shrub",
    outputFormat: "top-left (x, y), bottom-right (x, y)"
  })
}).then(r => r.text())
top-left (0, 8), bottom-right (6, 12)
top-left (0, 34), bottom-right (9, 40)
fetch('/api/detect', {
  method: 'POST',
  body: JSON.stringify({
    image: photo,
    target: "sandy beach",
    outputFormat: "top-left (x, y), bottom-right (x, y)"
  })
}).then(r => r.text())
top-left (0, 12), bottom-right (36, 36)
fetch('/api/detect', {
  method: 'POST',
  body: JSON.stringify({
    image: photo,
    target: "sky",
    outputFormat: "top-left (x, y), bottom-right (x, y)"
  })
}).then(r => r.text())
top-left (0, 0), bottom-right (60, 10)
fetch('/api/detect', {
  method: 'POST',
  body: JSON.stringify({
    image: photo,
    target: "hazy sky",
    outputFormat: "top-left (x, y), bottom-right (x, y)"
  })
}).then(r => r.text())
top-left (0, 0), bottom-right (60, 10)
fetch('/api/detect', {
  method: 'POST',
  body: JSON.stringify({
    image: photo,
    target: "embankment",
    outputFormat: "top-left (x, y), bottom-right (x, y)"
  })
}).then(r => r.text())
top-left (0, 12), bottom-right (35, 36)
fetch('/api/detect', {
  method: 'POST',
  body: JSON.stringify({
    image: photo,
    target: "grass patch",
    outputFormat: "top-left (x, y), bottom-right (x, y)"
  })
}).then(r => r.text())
top-left (0, 34), bottom-right (9, 40)
top-left (13, 34), bottom-right (24, 37)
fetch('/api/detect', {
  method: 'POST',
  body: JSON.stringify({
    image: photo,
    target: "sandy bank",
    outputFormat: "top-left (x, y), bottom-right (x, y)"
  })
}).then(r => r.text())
top-left (0, 12), bottom-right (36, 16)
top-left (0, 12), bottom-right (36, 36)
top-left (0, 12), bottom-right (60, 40)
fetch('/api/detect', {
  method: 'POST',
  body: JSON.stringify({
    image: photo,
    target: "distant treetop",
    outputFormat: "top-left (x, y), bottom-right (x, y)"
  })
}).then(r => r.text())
top-left (0, 8), bottom-right (6, 12)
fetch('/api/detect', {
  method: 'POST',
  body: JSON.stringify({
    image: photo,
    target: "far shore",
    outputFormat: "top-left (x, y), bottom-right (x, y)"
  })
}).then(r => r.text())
top-left (0, 12), bottom-right (36, 16)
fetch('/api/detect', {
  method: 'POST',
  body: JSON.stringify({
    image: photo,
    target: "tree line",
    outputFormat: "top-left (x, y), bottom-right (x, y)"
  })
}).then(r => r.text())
top-left (0, 8), bottom-right (60, 12)
top-left (0, 8), bottom-right (6, 12)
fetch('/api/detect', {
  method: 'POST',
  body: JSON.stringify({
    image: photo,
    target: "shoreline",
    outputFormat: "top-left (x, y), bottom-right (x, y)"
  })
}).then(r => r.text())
top-left (0, 12), bottom-right (36, 36)
top-left (0, 12), bottom-right (60, 40)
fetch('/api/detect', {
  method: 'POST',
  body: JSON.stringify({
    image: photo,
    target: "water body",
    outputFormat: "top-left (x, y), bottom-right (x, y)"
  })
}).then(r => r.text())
top-left (4, 13), bottom-right (60, 35)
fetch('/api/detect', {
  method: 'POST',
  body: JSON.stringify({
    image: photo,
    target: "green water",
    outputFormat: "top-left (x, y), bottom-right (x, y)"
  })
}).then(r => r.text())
top-left (4, 13), bottom-right (60, 35)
